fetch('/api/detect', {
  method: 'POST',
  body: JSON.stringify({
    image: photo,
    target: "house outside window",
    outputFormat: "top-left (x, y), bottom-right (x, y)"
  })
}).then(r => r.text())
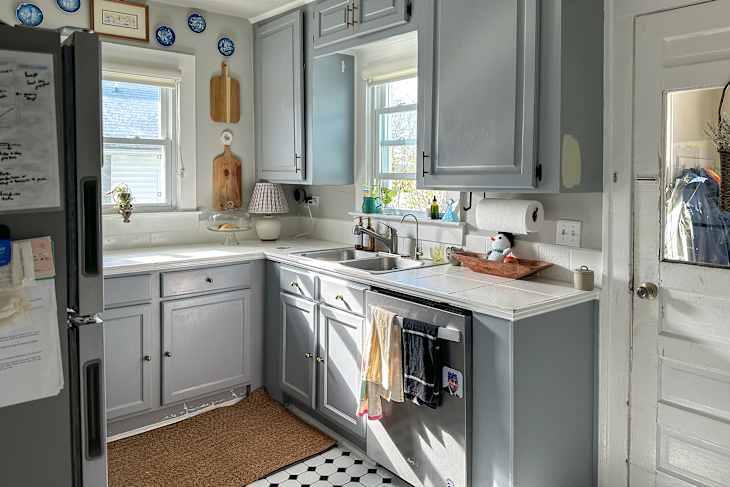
top-left (101, 76), bottom-right (178, 210)
top-left (370, 76), bottom-right (459, 215)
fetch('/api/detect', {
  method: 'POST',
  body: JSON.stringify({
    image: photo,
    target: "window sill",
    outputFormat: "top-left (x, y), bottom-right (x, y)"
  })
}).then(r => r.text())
top-left (348, 211), bottom-right (465, 228)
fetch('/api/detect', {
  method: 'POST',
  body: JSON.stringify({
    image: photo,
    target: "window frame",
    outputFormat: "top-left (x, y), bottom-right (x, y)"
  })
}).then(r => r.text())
top-left (101, 75), bottom-right (179, 212)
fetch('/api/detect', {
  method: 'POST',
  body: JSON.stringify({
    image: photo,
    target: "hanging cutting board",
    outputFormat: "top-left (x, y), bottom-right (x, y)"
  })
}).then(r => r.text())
top-left (213, 144), bottom-right (242, 210)
top-left (210, 62), bottom-right (241, 123)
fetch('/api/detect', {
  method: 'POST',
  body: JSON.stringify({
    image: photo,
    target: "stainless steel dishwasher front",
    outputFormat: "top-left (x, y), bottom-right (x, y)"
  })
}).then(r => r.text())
top-left (364, 289), bottom-right (472, 487)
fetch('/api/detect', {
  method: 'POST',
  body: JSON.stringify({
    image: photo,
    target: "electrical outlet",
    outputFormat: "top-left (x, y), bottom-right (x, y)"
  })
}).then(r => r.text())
top-left (306, 196), bottom-right (320, 207)
top-left (556, 220), bottom-right (582, 247)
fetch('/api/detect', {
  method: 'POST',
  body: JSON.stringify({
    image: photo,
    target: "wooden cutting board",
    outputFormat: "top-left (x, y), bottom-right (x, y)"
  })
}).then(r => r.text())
top-left (212, 145), bottom-right (242, 210)
top-left (210, 62), bottom-right (241, 123)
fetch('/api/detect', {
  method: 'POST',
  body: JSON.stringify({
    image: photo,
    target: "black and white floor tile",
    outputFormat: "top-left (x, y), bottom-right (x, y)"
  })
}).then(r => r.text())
top-left (247, 446), bottom-right (405, 487)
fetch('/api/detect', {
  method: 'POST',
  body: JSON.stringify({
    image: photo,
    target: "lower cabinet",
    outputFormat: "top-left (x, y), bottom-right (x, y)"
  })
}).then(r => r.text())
top-left (280, 292), bottom-right (318, 407)
top-left (103, 304), bottom-right (155, 420)
top-left (317, 304), bottom-right (365, 437)
top-left (162, 290), bottom-right (251, 404)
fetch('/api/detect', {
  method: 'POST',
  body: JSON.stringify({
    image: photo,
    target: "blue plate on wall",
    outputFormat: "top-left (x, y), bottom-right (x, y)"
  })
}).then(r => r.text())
top-left (155, 25), bottom-right (176, 47)
top-left (56, 0), bottom-right (81, 13)
top-left (187, 12), bottom-right (206, 33)
top-left (16, 3), bottom-right (44, 27)
top-left (218, 37), bottom-right (235, 57)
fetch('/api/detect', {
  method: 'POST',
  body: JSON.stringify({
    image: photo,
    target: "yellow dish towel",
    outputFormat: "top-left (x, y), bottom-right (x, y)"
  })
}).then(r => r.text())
top-left (357, 306), bottom-right (404, 420)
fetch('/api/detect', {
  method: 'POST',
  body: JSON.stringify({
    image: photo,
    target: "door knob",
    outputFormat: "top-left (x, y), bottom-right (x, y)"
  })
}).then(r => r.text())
top-left (636, 282), bottom-right (658, 300)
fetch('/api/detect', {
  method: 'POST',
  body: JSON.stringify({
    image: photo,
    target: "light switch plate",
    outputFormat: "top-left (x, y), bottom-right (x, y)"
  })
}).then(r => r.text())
top-left (556, 220), bottom-right (582, 247)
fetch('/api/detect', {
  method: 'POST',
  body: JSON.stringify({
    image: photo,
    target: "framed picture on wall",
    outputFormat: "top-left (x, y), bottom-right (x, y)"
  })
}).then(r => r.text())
top-left (91, 0), bottom-right (149, 42)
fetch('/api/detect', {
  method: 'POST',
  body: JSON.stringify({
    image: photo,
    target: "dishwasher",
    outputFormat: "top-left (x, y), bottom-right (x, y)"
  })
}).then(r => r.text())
top-left (365, 288), bottom-right (472, 487)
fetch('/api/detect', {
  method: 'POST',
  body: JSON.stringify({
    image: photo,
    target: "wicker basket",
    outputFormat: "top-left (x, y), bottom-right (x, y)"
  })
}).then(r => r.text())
top-left (453, 251), bottom-right (553, 279)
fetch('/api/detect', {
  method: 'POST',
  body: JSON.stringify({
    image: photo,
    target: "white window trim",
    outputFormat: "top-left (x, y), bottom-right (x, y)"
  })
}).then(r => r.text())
top-left (101, 42), bottom-right (197, 211)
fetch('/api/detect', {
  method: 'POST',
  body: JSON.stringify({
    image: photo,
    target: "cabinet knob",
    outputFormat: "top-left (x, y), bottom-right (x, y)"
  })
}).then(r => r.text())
top-left (636, 282), bottom-right (658, 300)
top-left (315, 356), bottom-right (324, 363)
top-left (143, 355), bottom-right (152, 362)
top-left (205, 277), bottom-right (213, 284)
top-left (304, 352), bottom-right (313, 359)
top-left (164, 351), bottom-right (173, 358)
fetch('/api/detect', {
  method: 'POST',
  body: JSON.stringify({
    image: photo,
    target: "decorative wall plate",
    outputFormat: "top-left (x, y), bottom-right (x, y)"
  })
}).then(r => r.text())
top-left (56, 0), bottom-right (81, 13)
top-left (187, 12), bottom-right (206, 33)
top-left (155, 25), bottom-right (176, 47)
top-left (16, 3), bottom-right (44, 27)
top-left (218, 37), bottom-right (235, 57)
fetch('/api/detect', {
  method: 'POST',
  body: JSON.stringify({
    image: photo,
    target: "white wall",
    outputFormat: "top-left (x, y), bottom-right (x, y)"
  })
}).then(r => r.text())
top-left (1, 0), bottom-right (255, 211)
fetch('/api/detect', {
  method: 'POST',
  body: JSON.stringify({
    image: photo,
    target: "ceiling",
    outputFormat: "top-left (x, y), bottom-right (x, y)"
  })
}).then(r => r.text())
top-left (154, 0), bottom-right (313, 22)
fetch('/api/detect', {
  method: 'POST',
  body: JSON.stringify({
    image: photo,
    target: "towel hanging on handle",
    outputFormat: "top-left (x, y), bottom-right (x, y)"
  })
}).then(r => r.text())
top-left (401, 318), bottom-right (442, 409)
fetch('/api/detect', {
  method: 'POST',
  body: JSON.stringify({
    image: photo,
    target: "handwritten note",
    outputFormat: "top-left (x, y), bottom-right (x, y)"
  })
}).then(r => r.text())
top-left (0, 50), bottom-right (60, 213)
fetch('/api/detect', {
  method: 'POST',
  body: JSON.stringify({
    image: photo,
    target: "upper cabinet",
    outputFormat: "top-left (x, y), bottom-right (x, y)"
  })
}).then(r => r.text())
top-left (418, 0), bottom-right (603, 193)
top-left (313, 0), bottom-right (410, 49)
top-left (255, 11), bottom-right (305, 183)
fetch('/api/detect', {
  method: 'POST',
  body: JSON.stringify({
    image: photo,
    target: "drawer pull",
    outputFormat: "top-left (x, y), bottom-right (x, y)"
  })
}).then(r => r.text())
top-left (335, 294), bottom-right (345, 301)
top-left (143, 355), bottom-right (152, 362)
top-left (304, 352), bottom-right (313, 359)
top-left (289, 281), bottom-right (300, 289)
top-left (205, 277), bottom-right (213, 284)
top-left (164, 351), bottom-right (173, 358)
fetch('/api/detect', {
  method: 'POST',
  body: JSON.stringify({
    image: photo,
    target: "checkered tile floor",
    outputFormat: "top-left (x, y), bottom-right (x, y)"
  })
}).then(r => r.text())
top-left (247, 446), bottom-right (405, 487)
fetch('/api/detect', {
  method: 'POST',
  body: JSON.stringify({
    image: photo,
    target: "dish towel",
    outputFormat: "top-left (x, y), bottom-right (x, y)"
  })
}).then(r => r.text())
top-left (357, 306), bottom-right (404, 420)
top-left (402, 318), bottom-right (442, 409)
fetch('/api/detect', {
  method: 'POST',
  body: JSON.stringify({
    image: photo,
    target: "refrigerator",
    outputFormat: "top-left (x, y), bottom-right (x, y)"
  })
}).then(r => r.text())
top-left (0, 25), bottom-right (106, 487)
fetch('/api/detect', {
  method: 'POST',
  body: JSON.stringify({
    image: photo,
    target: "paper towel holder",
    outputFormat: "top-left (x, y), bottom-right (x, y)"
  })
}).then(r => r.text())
top-left (462, 192), bottom-right (488, 212)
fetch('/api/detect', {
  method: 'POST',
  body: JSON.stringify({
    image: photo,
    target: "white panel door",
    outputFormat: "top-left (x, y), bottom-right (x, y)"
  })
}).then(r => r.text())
top-left (632, 3), bottom-right (730, 487)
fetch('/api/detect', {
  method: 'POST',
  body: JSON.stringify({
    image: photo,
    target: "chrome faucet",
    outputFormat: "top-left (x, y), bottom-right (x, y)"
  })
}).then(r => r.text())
top-left (354, 222), bottom-right (399, 254)
top-left (400, 213), bottom-right (422, 260)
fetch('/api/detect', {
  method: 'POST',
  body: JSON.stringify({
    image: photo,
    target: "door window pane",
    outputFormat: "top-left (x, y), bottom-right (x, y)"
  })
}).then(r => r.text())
top-left (663, 87), bottom-right (730, 266)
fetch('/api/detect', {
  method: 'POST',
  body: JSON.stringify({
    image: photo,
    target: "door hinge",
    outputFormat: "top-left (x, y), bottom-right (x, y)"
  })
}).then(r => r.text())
top-left (536, 164), bottom-right (543, 182)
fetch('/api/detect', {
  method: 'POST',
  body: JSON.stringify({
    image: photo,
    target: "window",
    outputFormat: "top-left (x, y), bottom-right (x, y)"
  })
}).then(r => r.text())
top-left (101, 76), bottom-right (177, 209)
top-left (370, 76), bottom-right (459, 215)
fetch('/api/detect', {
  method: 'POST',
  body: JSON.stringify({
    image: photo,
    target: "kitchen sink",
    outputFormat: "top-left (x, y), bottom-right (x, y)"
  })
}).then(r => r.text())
top-left (339, 255), bottom-right (428, 273)
top-left (296, 248), bottom-right (376, 261)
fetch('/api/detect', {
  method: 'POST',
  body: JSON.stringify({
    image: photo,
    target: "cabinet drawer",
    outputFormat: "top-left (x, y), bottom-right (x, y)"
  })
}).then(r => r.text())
top-left (161, 263), bottom-right (251, 297)
top-left (320, 276), bottom-right (367, 316)
top-left (104, 274), bottom-right (153, 308)
top-left (280, 265), bottom-right (317, 300)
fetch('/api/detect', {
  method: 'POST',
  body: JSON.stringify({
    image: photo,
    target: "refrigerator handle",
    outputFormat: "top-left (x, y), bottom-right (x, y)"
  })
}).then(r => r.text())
top-left (83, 358), bottom-right (103, 459)
top-left (81, 178), bottom-right (101, 277)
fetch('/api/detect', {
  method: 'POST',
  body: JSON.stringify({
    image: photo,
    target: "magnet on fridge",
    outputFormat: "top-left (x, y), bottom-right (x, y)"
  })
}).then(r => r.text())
top-left (442, 366), bottom-right (463, 398)
top-left (0, 226), bottom-right (11, 267)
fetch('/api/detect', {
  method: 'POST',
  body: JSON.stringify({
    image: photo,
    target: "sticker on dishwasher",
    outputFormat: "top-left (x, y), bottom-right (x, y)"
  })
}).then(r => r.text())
top-left (443, 367), bottom-right (463, 398)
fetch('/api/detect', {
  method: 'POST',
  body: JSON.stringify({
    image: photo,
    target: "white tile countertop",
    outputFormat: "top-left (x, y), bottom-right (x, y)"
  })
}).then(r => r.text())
top-left (104, 239), bottom-right (599, 321)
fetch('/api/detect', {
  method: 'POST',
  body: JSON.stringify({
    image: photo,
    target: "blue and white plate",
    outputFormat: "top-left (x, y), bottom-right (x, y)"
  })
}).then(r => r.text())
top-left (56, 0), bottom-right (81, 13)
top-left (16, 3), bottom-right (44, 27)
top-left (155, 25), bottom-right (176, 47)
top-left (217, 37), bottom-right (235, 57)
top-left (187, 12), bottom-right (206, 33)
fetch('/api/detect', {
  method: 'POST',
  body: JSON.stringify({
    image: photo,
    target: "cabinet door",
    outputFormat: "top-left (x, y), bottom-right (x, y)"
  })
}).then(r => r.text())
top-left (103, 304), bottom-right (155, 420)
top-left (162, 290), bottom-right (251, 404)
top-left (281, 293), bottom-right (317, 407)
top-left (418, 0), bottom-right (539, 190)
top-left (255, 10), bottom-right (305, 183)
top-left (317, 305), bottom-right (365, 438)
top-left (312, 0), bottom-right (354, 48)
top-left (354, 0), bottom-right (408, 37)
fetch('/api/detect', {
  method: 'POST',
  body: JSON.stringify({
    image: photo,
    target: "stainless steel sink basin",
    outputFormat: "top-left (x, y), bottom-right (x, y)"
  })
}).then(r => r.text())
top-left (296, 248), bottom-right (376, 261)
top-left (339, 255), bottom-right (427, 273)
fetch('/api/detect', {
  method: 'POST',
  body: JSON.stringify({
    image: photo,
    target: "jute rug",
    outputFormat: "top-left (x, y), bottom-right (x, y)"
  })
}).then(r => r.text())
top-left (107, 389), bottom-right (336, 487)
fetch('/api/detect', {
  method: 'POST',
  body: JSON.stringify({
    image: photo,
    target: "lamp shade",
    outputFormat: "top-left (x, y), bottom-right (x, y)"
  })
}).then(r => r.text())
top-left (248, 183), bottom-right (289, 215)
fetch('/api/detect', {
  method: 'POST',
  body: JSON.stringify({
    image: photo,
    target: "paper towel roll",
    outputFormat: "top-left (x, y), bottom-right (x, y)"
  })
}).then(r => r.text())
top-left (475, 199), bottom-right (544, 235)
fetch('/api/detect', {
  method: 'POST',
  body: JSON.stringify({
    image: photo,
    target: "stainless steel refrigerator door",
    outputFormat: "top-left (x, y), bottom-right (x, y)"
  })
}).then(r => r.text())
top-left (0, 25), bottom-right (74, 487)
top-left (364, 290), bottom-right (472, 487)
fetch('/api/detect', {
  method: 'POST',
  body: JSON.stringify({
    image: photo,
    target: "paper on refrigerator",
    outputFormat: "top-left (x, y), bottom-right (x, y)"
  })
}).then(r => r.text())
top-left (0, 238), bottom-right (63, 408)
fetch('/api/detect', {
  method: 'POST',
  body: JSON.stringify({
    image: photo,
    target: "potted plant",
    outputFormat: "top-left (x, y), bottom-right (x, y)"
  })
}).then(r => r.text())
top-left (107, 184), bottom-right (134, 223)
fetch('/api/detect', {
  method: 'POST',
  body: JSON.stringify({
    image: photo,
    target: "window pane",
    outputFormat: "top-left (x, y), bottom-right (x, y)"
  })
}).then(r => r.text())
top-left (380, 143), bottom-right (417, 174)
top-left (379, 109), bottom-right (417, 174)
top-left (379, 109), bottom-right (417, 143)
top-left (381, 179), bottom-right (458, 214)
top-left (385, 77), bottom-right (417, 107)
top-left (102, 80), bottom-right (162, 139)
top-left (663, 87), bottom-right (730, 267)
top-left (102, 143), bottom-right (168, 205)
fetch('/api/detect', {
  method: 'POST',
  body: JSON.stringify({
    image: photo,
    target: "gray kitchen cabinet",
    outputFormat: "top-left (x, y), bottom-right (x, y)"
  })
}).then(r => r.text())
top-left (312, 0), bottom-right (409, 49)
top-left (418, 0), bottom-right (603, 193)
top-left (280, 292), bottom-right (318, 407)
top-left (162, 289), bottom-right (251, 405)
top-left (317, 305), bottom-right (365, 438)
top-left (103, 304), bottom-right (155, 420)
top-left (255, 10), bottom-right (305, 183)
